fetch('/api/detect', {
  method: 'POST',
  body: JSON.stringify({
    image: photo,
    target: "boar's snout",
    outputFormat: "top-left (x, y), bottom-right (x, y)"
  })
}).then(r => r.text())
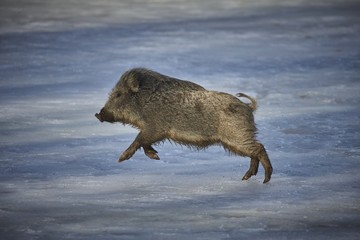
top-left (95, 108), bottom-right (115, 123)
top-left (95, 112), bottom-right (103, 122)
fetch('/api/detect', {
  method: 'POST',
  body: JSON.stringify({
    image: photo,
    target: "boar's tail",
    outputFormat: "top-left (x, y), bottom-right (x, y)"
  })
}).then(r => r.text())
top-left (236, 93), bottom-right (257, 112)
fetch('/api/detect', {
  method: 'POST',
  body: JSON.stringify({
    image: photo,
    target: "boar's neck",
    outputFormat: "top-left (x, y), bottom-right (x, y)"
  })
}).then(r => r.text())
top-left (120, 109), bottom-right (145, 130)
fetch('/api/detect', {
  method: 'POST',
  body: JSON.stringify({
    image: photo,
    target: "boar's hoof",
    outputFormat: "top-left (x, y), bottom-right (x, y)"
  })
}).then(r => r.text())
top-left (263, 177), bottom-right (271, 184)
top-left (263, 166), bottom-right (273, 184)
top-left (242, 173), bottom-right (252, 181)
top-left (145, 150), bottom-right (160, 160)
top-left (242, 158), bottom-right (259, 181)
top-left (118, 152), bottom-right (132, 162)
top-left (143, 146), bottom-right (160, 160)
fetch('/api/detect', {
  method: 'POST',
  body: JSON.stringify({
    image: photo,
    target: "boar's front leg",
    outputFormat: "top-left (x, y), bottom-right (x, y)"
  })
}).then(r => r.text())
top-left (143, 145), bottom-right (160, 160)
top-left (119, 139), bottom-right (141, 162)
top-left (119, 131), bottom-right (162, 162)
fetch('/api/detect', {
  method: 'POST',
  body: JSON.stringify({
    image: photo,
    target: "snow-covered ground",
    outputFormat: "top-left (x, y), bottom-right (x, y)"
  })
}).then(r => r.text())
top-left (1, 0), bottom-right (359, 239)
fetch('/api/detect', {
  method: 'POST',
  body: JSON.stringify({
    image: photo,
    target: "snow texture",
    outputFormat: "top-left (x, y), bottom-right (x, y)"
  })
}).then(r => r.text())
top-left (1, 0), bottom-right (359, 239)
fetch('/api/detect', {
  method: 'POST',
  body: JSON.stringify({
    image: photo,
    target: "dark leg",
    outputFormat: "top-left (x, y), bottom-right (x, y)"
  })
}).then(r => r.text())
top-left (255, 143), bottom-right (273, 183)
top-left (118, 131), bottom-right (163, 162)
top-left (222, 141), bottom-right (272, 183)
top-left (119, 139), bottom-right (141, 162)
top-left (143, 145), bottom-right (160, 160)
top-left (242, 157), bottom-right (259, 180)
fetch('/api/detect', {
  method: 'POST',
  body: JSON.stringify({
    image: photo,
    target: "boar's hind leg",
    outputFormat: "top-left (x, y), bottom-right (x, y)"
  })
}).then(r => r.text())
top-left (253, 143), bottom-right (273, 183)
top-left (224, 142), bottom-right (272, 183)
top-left (143, 145), bottom-right (160, 160)
top-left (242, 157), bottom-right (259, 181)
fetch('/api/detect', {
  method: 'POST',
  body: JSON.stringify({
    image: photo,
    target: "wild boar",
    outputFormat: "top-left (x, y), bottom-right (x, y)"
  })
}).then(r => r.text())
top-left (95, 68), bottom-right (273, 183)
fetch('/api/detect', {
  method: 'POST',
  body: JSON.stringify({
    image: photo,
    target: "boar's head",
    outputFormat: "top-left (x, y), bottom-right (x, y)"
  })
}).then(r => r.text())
top-left (95, 71), bottom-right (143, 128)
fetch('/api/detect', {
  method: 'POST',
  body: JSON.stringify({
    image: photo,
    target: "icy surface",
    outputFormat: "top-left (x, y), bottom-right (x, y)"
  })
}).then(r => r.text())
top-left (1, 0), bottom-right (360, 239)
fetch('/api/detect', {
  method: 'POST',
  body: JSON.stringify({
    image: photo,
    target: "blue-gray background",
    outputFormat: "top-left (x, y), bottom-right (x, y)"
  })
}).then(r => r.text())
top-left (1, 0), bottom-right (359, 239)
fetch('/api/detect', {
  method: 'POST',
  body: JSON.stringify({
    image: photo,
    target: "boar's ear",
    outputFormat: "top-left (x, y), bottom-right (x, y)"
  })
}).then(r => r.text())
top-left (127, 78), bottom-right (140, 93)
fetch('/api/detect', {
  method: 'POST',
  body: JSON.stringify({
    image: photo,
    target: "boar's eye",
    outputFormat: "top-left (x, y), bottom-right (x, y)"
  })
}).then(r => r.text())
top-left (116, 92), bottom-right (122, 97)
